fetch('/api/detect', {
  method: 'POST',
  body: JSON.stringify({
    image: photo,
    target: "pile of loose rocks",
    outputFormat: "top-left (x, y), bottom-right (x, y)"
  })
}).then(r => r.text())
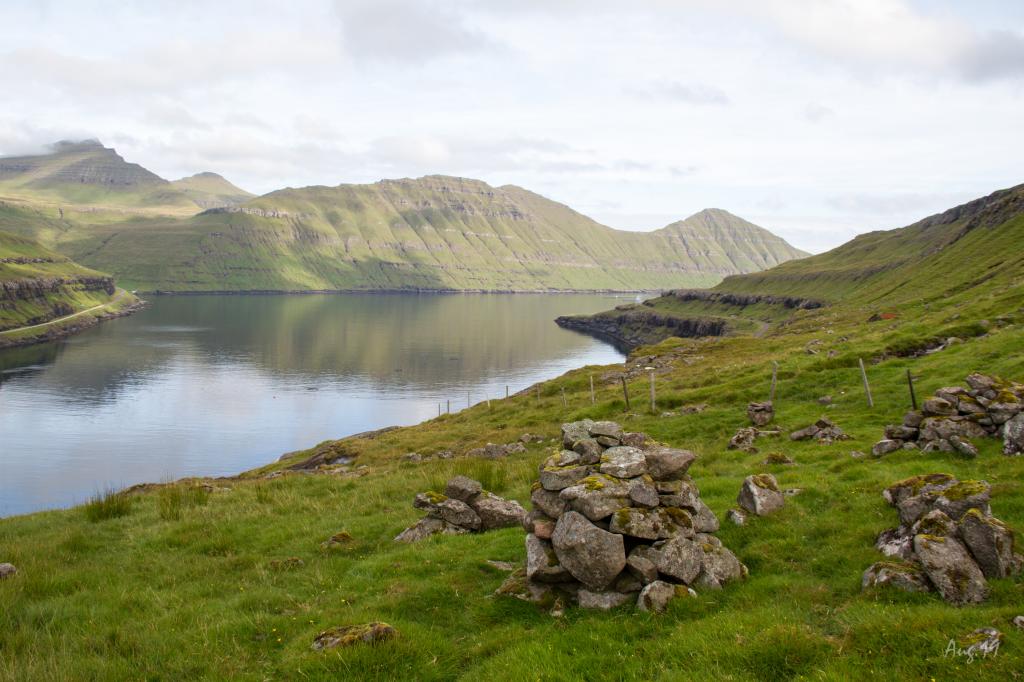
top-left (747, 401), bottom-right (774, 426)
top-left (502, 420), bottom-right (746, 613)
top-left (872, 373), bottom-right (1024, 458)
top-left (395, 476), bottom-right (526, 542)
top-left (862, 473), bottom-right (1022, 605)
top-left (790, 417), bottom-right (850, 444)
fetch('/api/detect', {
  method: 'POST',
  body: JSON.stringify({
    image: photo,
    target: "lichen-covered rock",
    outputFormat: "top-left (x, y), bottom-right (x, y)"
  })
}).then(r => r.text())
top-left (913, 534), bottom-right (988, 605)
top-left (531, 487), bottom-right (568, 519)
top-left (728, 427), bottom-right (759, 452)
top-left (526, 533), bottom-right (573, 583)
top-left (620, 432), bottom-right (647, 448)
top-left (394, 517), bottom-right (468, 543)
top-left (885, 424), bottom-right (919, 441)
top-left (693, 540), bottom-right (745, 589)
top-left (872, 439), bottom-right (903, 458)
top-left (626, 546), bottom-right (660, 584)
top-left (561, 420), bottom-right (595, 448)
top-left (559, 475), bottom-right (631, 521)
top-left (932, 480), bottom-right (991, 522)
top-left (637, 580), bottom-right (684, 613)
top-left (651, 535), bottom-right (703, 584)
top-left (434, 499), bottom-right (481, 530)
top-left (861, 561), bottom-right (931, 593)
top-left (577, 589), bottom-right (631, 610)
top-left (571, 438), bottom-right (603, 464)
top-left (312, 622), bottom-right (397, 650)
top-left (874, 527), bottom-right (915, 560)
top-left (539, 463), bottom-right (591, 491)
top-left (599, 446), bottom-right (647, 478)
top-left (0, 563), bottom-right (16, 580)
top-left (643, 447), bottom-right (697, 480)
top-left (1004, 413), bottom-right (1024, 456)
top-left (883, 473), bottom-right (956, 507)
top-left (949, 436), bottom-right (979, 459)
top-left (747, 401), bottom-right (774, 427)
top-left (690, 499), bottom-right (720, 533)
top-left (627, 477), bottom-right (660, 508)
top-left (588, 421), bottom-right (623, 441)
top-left (444, 476), bottom-right (482, 502)
top-left (551, 511), bottom-right (626, 590)
top-left (726, 509), bottom-right (746, 526)
top-left (923, 397), bottom-right (956, 416)
top-left (472, 493), bottom-right (526, 530)
top-left (737, 474), bottom-right (785, 516)
top-left (958, 508), bottom-right (1019, 579)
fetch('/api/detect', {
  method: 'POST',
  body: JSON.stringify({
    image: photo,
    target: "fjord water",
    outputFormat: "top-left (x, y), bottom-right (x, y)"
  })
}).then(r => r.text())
top-left (0, 294), bottom-right (626, 517)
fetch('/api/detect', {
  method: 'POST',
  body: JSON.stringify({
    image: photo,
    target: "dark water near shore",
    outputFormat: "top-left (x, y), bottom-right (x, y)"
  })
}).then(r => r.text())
top-left (0, 294), bottom-right (628, 517)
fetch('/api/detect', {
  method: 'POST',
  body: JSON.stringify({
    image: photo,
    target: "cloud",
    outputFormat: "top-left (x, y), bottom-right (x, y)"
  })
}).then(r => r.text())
top-left (959, 29), bottom-right (1024, 82)
top-left (826, 191), bottom-right (978, 217)
top-left (333, 0), bottom-right (493, 63)
top-left (630, 80), bottom-right (730, 105)
top-left (803, 102), bottom-right (834, 122)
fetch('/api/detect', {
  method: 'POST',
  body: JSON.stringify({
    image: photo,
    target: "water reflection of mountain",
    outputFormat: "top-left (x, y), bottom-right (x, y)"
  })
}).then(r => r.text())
top-left (0, 294), bottom-right (625, 401)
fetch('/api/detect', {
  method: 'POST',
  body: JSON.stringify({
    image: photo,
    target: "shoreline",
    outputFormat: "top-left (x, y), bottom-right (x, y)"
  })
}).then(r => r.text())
top-left (0, 297), bottom-right (147, 350)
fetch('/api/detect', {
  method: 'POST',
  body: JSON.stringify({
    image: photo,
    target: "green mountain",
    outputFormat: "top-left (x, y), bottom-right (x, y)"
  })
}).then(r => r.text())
top-left (2, 160), bottom-right (804, 292)
top-left (559, 184), bottom-right (1024, 349)
top-left (0, 229), bottom-right (138, 346)
top-left (170, 172), bottom-right (253, 209)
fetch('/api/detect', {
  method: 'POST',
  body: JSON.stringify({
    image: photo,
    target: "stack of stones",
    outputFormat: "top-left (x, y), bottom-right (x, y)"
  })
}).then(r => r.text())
top-left (789, 417), bottom-right (850, 444)
top-left (747, 401), bottom-right (774, 427)
top-left (872, 373), bottom-right (1024, 458)
top-left (395, 476), bottom-right (526, 542)
top-left (512, 420), bottom-right (745, 612)
top-left (862, 473), bottom-right (1023, 605)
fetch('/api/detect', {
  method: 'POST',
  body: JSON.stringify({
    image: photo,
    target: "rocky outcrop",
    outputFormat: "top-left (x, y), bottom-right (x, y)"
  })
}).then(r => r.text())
top-left (555, 311), bottom-right (728, 353)
top-left (395, 476), bottom-right (526, 542)
top-left (871, 373), bottom-right (1024, 457)
top-left (667, 289), bottom-right (823, 310)
top-left (502, 420), bottom-right (745, 612)
top-left (862, 474), bottom-right (1023, 605)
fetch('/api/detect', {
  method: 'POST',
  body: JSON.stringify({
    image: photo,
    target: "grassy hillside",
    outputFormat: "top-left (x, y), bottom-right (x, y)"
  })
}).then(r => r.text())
top-left (1, 191), bottom-right (1022, 679)
top-left (28, 175), bottom-right (806, 293)
top-left (0, 230), bottom-right (138, 346)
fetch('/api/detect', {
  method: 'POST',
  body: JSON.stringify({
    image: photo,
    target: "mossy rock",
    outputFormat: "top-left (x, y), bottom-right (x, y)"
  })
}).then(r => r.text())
top-left (311, 622), bottom-right (397, 650)
top-left (423, 490), bottom-right (448, 504)
top-left (750, 474), bottom-right (780, 492)
top-left (940, 480), bottom-right (988, 501)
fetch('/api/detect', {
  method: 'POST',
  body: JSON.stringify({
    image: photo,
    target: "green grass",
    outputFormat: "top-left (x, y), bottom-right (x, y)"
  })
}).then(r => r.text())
top-left (83, 489), bottom-right (134, 523)
top-left (2, 188), bottom-right (1024, 679)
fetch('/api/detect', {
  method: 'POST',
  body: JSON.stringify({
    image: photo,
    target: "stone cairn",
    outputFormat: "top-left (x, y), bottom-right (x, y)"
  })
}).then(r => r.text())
top-left (502, 420), bottom-right (745, 613)
top-left (789, 417), bottom-right (850, 444)
top-left (395, 476), bottom-right (526, 542)
top-left (862, 473), bottom-right (1022, 605)
top-left (872, 373), bottom-right (1024, 458)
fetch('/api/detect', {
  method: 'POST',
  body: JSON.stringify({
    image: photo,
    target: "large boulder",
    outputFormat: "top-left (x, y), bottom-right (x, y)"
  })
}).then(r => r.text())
top-left (651, 535), bottom-right (703, 584)
top-left (958, 509), bottom-right (1020, 579)
top-left (559, 475), bottom-right (630, 521)
top-left (599, 446), bottom-right (647, 478)
top-left (444, 476), bottom-right (482, 503)
top-left (643, 447), bottom-right (697, 480)
top-left (525, 533), bottom-right (573, 583)
top-left (551, 511), bottom-right (626, 590)
top-left (737, 474), bottom-right (785, 516)
top-left (861, 561), bottom-right (931, 593)
top-left (747, 401), bottom-right (774, 427)
top-left (913, 534), bottom-right (988, 605)
top-left (1004, 413), bottom-right (1024, 455)
top-left (395, 517), bottom-right (468, 543)
top-left (472, 493), bottom-right (526, 530)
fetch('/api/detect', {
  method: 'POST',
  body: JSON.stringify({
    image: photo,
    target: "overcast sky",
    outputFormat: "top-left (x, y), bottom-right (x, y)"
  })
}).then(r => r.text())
top-left (2, 0), bottom-right (1023, 252)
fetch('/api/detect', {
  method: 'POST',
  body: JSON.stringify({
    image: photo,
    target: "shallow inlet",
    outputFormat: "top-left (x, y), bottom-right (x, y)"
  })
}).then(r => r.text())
top-left (0, 293), bottom-right (628, 517)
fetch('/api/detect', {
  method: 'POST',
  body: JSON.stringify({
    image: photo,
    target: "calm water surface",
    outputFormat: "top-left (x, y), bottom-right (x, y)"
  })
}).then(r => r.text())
top-left (0, 294), bottom-right (628, 516)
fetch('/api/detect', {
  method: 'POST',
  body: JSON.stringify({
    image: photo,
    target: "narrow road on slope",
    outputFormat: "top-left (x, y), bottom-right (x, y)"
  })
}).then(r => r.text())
top-left (0, 290), bottom-right (128, 336)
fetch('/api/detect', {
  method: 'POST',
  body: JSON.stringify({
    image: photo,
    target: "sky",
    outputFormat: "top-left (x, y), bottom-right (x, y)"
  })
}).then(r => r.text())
top-left (1, 0), bottom-right (1023, 253)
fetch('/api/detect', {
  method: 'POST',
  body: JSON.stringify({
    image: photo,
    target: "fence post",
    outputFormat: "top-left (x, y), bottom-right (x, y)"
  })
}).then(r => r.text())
top-left (590, 374), bottom-right (595, 405)
top-left (621, 376), bottom-right (631, 411)
top-left (447, 399), bottom-right (450, 414)
top-left (859, 358), bottom-right (874, 408)
top-left (769, 361), bottom-right (778, 403)
top-left (506, 385), bottom-right (509, 399)
top-left (649, 371), bottom-right (656, 413)
top-left (907, 369), bottom-right (918, 410)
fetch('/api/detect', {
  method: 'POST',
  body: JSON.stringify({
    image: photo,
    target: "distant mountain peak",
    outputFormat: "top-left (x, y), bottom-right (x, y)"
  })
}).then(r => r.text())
top-left (49, 139), bottom-right (106, 154)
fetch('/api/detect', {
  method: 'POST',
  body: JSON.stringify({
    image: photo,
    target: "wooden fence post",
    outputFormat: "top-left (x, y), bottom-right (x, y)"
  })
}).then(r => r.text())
top-left (590, 374), bottom-right (595, 405)
top-left (649, 371), bottom-right (656, 413)
top-left (907, 369), bottom-right (918, 410)
top-left (561, 387), bottom-right (567, 408)
top-left (769, 361), bottom-right (778, 403)
top-left (859, 358), bottom-right (874, 408)
top-left (621, 376), bottom-right (631, 411)
top-left (446, 399), bottom-right (450, 414)
top-left (506, 385), bottom-right (509, 399)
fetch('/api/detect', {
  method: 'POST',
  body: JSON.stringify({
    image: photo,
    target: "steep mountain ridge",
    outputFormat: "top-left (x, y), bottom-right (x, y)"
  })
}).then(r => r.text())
top-left (0, 144), bottom-right (808, 293)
